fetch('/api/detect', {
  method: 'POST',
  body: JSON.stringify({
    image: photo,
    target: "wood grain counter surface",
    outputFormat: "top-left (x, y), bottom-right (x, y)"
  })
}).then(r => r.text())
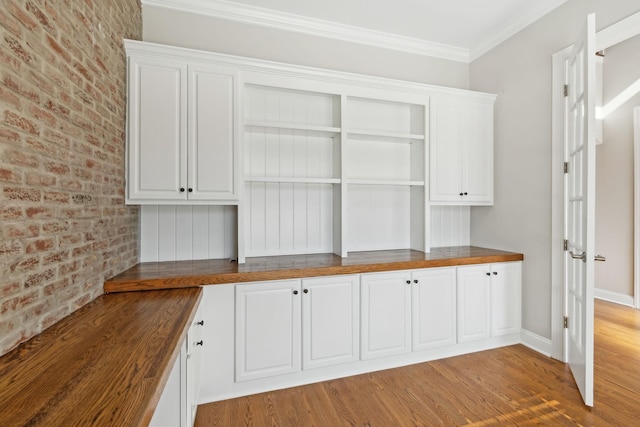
top-left (105, 246), bottom-right (524, 293)
top-left (0, 287), bottom-right (202, 426)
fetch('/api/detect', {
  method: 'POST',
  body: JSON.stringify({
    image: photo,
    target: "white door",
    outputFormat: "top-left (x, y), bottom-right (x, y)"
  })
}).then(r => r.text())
top-left (235, 280), bottom-right (301, 381)
top-left (301, 275), bottom-right (359, 369)
top-left (564, 13), bottom-right (596, 407)
top-left (127, 56), bottom-right (187, 201)
top-left (187, 65), bottom-right (238, 201)
top-left (360, 271), bottom-right (411, 359)
top-left (412, 268), bottom-right (457, 351)
top-left (490, 262), bottom-right (522, 337)
top-left (456, 264), bottom-right (491, 343)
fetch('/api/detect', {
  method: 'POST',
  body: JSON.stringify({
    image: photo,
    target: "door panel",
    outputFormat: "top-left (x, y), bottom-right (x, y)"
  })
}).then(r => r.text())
top-left (565, 13), bottom-right (596, 407)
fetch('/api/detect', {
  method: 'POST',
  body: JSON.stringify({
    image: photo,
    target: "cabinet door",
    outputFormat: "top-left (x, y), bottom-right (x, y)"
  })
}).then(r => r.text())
top-left (430, 98), bottom-right (463, 202)
top-left (412, 268), bottom-right (457, 351)
top-left (430, 97), bottom-right (494, 205)
top-left (188, 66), bottom-right (238, 201)
top-left (127, 56), bottom-right (187, 202)
top-left (302, 275), bottom-right (359, 370)
top-left (464, 103), bottom-right (493, 203)
top-left (361, 271), bottom-right (411, 359)
top-left (457, 264), bottom-right (491, 343)
top-left (235, 280), bottom-right (301, 381)
top-left (491, 262), bottom-right (522, 336)
top-left (150, 340), bottom-right (188, 427)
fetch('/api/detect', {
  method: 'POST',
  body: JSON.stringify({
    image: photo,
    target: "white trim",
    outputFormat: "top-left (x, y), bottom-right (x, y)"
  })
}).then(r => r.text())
top-left (596, 11), bottom-right (640, 52)
top-left (634, 107), bottom-right (640, 308)
top-left (520, 329), bottom-right (553, 357)
top-left (142, 0), bottom-right (469, 62)
top-left (594, 288), bottom-right (635, 307)
top-left (470, 0), bottom-right (570, 61)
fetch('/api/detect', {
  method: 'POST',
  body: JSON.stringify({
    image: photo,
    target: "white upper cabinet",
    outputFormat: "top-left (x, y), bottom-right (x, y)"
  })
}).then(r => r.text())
top-left (430, 95), bottom-right (495, 205)
top-left (127, 55), bottom-right (187, 202)
top-left (187, 65), bottom-right (238, 201)
top-left (126, 47), bottom-right (239, 204)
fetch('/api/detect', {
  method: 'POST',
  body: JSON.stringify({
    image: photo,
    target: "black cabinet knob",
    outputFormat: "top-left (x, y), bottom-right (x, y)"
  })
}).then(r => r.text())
top-left (293, 290), bottom-right (299, 295)
top-left (188, 188), bottom-right (193, 192)
top-left (179, 187), bottom-right (185, 192)
top-left (196, 320), bottom-right (204, 326)
top-left (486, 272), bottom-right (491, 276)
top-left (459, 192), bottom-right (463, 196)
top-left (406, 280), bottom-right (411, 284)
top-left (493, 272), bottom-right (498, 275)
top-left (196, 340), bottom-right (203, 346)
top-left (413, 279), bottom-right (418, 284)
top-left (463, 192), bottom-right (468, 195)
top-left (303, 289), bottom-right (309, 293)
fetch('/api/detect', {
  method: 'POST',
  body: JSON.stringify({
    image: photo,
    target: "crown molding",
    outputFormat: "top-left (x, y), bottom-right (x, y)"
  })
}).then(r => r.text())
top-left (470, 0), bottom-right (569, 61)
top-left (142, 0), bottom-right (470, 63)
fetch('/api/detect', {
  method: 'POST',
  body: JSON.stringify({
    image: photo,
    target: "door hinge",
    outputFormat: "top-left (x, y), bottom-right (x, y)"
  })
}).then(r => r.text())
top-left (563, 84), bottom-right (569, 97)
top-left (563, 239), bottom-right (568, 251)
top-left (564, 162), bottom-right (569, 174)
top-left (564, 316), bottom-right (569, 329)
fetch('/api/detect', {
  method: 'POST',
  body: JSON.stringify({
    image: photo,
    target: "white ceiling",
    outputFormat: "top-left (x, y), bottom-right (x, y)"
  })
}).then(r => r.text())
top-left (144, 0), bottom-right (569, 62)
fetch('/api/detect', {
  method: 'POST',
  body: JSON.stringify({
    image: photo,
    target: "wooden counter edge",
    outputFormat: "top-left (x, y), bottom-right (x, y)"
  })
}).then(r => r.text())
top-left (104, 252), bottom-right (524, 293)
top-left (141, 287), bottom-right (203, 426)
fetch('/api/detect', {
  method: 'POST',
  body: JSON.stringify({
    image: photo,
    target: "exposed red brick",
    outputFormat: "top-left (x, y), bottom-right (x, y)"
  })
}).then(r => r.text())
top-left (26, 238), bottom-right (54, 254)
top-left (25, 1), bottom-right (57, 37)
top-left (4, 110), bottom-right (39, 135)
top-left (25, 206), bottom-right (53, 219)
top-left (3, 73), bottom-right (40, 103)
top-left (0, 168), bottom-right (22, 183)
top-left (8, 1), bottom-right (38, 31)
top-left (4, 187), bottom-right (41, 202)
top-left (4, 34), bottom-right (33, 64)
top-left (3, 222), bottom-right (39, 238)
top-left (1, 291), bottom-right (39, 315)
top-left (24, 269), bottom-right (55, 288)
top-left (26, 172), bottom-right (56, 186)
top-left (43, 191), bottom-right (69, 204)
top-left (3, 148), bottom-right (39, 168)
top-left (45, 34), bottom-right (71, 63)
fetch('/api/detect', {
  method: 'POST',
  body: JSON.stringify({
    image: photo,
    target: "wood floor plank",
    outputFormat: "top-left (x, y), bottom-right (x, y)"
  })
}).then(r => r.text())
top-left (195, 300), bottom-right (640, 426)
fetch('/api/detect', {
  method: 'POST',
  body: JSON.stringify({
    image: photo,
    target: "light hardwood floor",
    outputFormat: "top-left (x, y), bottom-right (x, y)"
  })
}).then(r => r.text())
top-left (195, 300), bottom-right (640, 426)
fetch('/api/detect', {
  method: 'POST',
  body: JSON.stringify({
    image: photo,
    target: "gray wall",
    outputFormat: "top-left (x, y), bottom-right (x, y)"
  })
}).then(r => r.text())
top-left (595, 34), bottom-right (640, 298)
top-left (470, 0), bottom-right (640, 339)
top-left (142, 5), bottom-right (470, 89)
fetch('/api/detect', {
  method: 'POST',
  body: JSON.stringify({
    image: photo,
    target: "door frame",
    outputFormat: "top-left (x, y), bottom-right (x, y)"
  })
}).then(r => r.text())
top-left (551, 11), bottom-right (640, 361)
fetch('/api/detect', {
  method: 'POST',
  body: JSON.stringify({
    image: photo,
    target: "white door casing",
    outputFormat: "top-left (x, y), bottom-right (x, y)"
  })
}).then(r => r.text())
top-left (564, 13), bottom-right (596, 407)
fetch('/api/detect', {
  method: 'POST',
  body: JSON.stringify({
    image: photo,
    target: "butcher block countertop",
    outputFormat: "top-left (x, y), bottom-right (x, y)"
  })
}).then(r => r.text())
top-left (104, 246), bottom-right (524, 293)
top-left (0, 287), bottom-right (202, 427)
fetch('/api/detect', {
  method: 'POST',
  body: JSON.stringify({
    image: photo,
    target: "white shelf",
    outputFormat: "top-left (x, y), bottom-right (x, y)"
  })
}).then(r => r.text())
top-left (245, 177), bottom-right (340, 184)
top-left (347, 179), bottom-right (425, 187)
top-left (245, 121), bottom-right (341, 138)
top-left (346, 130), bottom-right (425, 143)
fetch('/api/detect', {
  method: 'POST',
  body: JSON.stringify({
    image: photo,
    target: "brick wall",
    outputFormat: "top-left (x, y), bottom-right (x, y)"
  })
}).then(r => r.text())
top-left (0, 0), bottom-right (142, 355)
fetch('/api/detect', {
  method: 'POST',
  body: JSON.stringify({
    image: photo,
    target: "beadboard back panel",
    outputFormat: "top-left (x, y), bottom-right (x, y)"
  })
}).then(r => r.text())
top-left (140, 205), bottom-right (237, 262)
top-left (139, 205), bottom-right (468, 262)
top-left (430, 206), bottom-right (471, 247)
top-left (245, 182), bottom-right (335, 257)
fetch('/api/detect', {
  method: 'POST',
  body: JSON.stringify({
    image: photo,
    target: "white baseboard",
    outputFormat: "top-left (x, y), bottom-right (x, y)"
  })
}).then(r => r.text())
top-left (594, 288), bottom-right (635, 307)
top-left (520, 329), bottom-right (552, 357)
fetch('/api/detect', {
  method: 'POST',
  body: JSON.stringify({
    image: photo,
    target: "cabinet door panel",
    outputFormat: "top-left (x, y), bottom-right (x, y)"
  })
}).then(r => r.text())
top-left (464, 103), bottom-right (493, 202)
top-left (302, 275), bottom-right (359, 369)
top-left (235, 280), bottom-right (301, 381)
top-left (361, 272), bottom-right (411, 359)
top-left (457, 265), bottom-right (491, 342)
top-left (128, 57), bottom-right (187, 201)
top-left (188, 66), bottom-right (237, 200)
top-left (491, 262), bottom-right (522, 336)
top-left (430, 100), bottom-right (462, 201)
top-left (412, 268), bottom-right (457, 351)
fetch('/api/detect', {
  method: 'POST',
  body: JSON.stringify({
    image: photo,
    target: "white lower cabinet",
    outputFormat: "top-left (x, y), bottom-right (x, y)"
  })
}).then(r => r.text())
top-left (412, 268), bottom-right (457, 351)
top-left (360, 271), bottom-right (412, 359)
top-left (302, 276), bottom-right (360, 369)
top-left (235, 276), bottom-right (359, 381)
top-left (150, 302), bottom-right (204, 427)
top-left (457, 262), bottom-right (522, 343)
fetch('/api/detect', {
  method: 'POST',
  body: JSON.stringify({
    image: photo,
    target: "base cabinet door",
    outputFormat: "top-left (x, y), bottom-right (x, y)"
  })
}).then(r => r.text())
top-left (412, 268), bottom-right (457, 351)
top-left (491, 262), bottom-right (522, 336)
top-left (302, 275), bottom-right (359, 369)
top-left (235, 280), bottom-right (301, 381)
top-left (361, 271), bottom-right (411, 360)
top-left (457, 264), bottom-right (491, 343)
top-left (150, 340), bottom-right (188, 427)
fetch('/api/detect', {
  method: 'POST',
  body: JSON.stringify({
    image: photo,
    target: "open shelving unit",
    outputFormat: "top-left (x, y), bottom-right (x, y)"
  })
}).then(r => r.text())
top-left (242, 85), bottom-right (429, 260)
